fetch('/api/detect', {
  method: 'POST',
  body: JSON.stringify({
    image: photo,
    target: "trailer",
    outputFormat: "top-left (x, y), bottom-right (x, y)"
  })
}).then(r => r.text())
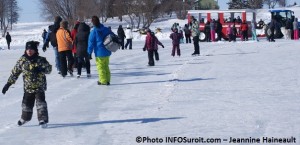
top-left (187, 9), bottom-right (257, 42)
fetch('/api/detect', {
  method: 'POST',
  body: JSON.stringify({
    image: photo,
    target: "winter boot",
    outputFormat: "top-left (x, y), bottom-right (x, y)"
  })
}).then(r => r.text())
top-left (17, 119), bottom-right (28, 126)
top-left (39, 120), bottom-right (47, 128)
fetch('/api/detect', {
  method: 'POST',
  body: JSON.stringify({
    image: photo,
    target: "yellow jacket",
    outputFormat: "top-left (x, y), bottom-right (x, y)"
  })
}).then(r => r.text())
top-left (56, 27), bottom-right (73, 52)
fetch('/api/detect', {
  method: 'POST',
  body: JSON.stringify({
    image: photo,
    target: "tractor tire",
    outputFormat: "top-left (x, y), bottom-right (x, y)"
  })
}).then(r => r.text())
top-left (199, 31), bottom-right (207, 42)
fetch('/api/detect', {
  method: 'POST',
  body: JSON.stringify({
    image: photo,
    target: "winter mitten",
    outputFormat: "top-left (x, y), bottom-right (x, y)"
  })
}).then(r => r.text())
top-left (2, 83), bottom-right (11, 94)
top-left (143, 47), bottom-right (146, 51)
top-left (33, 67), bottom-right (45, 74)
top-left (162, 45), bottom-right (165, 48)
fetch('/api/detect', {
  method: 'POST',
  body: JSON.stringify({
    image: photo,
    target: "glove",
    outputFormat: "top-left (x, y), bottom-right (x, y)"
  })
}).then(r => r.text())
top-left (162, 45), bottom-right (164, 48)
top-left (143, 47), bottom-right (146, 51)
top-left (32, 66), bottom-right (45, 74)
top-left (2, 83), bottom-right (11, 94)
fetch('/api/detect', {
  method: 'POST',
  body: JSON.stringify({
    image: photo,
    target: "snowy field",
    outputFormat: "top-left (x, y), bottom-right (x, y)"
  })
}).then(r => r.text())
top-left (0, 8), bottom-right (300, 145)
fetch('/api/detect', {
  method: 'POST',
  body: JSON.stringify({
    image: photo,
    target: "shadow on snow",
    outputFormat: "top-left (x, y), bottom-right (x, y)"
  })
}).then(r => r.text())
top-left (30, 117), bottom-right (184, 129)
top-left (111, 77), bottom-right (215, 86)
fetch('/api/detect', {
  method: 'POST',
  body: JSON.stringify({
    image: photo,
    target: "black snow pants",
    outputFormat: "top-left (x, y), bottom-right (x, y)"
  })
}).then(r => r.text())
top-left (148, 50), bottom-right (155, 66)
top-left (21, 92), bottom-right (48, 123)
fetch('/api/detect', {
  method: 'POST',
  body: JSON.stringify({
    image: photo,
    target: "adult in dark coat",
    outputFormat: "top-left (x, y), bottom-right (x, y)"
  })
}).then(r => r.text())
top-left (269, 19), bottom-right (276, 42)
top-left (42, 16), bottom-right (63, 73)
top-left (75, 22), bottom-right (91, 78)
top-left (6, 32), bottom-right (11, 49)
top-left (215, 19), bottom-right (223, 41)
top-left (117, 25), bottom-right (126, 49)
top-left (183, 24), bottom-right (191, 43)
top-left (204, 21), bottom-right (211, 42)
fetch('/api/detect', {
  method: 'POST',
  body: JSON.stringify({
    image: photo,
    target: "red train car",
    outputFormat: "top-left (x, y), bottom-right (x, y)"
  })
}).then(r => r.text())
top-left (187, 9), bottom-right (257, 42)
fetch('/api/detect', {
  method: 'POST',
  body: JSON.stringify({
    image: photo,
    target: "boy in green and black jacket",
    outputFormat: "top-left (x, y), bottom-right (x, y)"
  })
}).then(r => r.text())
top-left (2, 41), bottom-right (52, 127)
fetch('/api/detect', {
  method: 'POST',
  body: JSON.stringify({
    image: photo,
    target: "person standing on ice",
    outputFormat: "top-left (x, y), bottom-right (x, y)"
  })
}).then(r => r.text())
top-left (2, 41), bottom-right (52, 127)
top-left (251, 20), bottom-right (258, 41)
top-left (6, 32), bottom-right (11, 50)
top-left (268, 18), bottom-right (276, 42)
top-left (88, 16), bottom-right (112, 85)
top-left (117, 25), bottom-right (126, 50)
top-left (190, 16), bottom-right (200, 56)
top-left (169, 28), bottom-right (182, 57)
top-left (210, 19), bottom-right (215, 42)
top-left (124, 25), bottom-right (133, 49)
top-left (183, 24), bottom-right (191, 43)
top-left (226, 24), bottom-right (233, 42)
top-left (293, 18), bottom-right (299, 40)
top-left (240, 20), bottom-right (249, 41)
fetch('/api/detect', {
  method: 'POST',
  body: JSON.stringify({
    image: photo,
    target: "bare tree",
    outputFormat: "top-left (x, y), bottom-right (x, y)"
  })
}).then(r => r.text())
top-left (40, 0), bottom-right (77, 26)
top-left (7, 0), bottom-right (19, 29)
top-left (264, 0), bottom-right (279, 9)
top-left (278, 0), bottom-right (287, 7)
top-left (0, 0), bottom-right (7, 30)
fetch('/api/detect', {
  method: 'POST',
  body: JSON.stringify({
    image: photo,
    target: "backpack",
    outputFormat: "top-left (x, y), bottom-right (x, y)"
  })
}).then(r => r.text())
top-left (103, 33), bottom-right (120, 52)
top-left (49, 26), bottom-right (58, 47)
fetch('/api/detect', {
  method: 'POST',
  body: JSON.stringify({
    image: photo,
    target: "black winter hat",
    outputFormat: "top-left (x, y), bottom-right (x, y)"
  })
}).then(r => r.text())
top-left (25, 41), bottom-right (39, 52)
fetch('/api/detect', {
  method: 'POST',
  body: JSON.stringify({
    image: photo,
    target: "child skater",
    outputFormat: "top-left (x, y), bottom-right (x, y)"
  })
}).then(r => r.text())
top-left (151, 32), bottom-right (164, 61)
top-left (143, 29), bottom-right (164, 66)
top-left (2, 41), bottom-right (52, 128)
top-left (169, 28), bottom-right (183, 57)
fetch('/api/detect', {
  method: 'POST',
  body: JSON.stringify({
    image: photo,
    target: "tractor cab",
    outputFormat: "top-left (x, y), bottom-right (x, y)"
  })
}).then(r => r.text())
top-left (270, 10), bottom-right (294, 27)
top-left (265, 9), bottom-right (298, 39)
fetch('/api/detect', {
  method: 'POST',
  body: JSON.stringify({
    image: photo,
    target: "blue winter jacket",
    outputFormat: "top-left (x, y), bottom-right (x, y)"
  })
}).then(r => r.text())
top-left (88, 24), bottom-right (112, 57)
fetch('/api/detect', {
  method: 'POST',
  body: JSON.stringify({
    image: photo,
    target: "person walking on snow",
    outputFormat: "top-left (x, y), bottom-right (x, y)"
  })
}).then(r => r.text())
top-left (56, 21), bottom-right (74, 77)
top-left (75, 22), bottom-right (91, 78)
top-left (2, 41), bottom-right (52, 127)
top-left (117, 25), bottom-right (126, 49)
top-left (71, 22), bottom-right (80, 69)
top-left (88, 16), bottom-right (112, 85)
top-left (42, 16), bottom-right (63, 74)
top-left (125, 25), bottom-right (133, 49)
top-left (6, 32), bottom-right (11, 50)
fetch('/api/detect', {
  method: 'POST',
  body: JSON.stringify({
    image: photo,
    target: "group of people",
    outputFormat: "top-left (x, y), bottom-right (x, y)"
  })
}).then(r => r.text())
top-left (117, 25), bottom-right (133, 50)
top-left (2, 15), bottom-right (114, 127)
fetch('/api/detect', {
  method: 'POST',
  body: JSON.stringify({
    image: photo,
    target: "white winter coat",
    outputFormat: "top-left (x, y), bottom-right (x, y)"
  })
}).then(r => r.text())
top-left (125, 28), bottom-right (133, 39)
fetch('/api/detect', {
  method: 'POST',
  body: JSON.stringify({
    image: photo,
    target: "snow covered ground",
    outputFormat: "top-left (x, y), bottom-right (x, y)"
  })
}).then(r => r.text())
top-left (0, 8), bottom-right (300, 145)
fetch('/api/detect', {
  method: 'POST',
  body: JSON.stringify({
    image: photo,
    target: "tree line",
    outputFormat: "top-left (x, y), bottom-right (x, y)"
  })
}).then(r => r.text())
top-left (39, 0), bottom-right (220, 29)
top-left (228, 0), bottom-right (294, 9)
top-left (0, 0), bottom-right (19, 36)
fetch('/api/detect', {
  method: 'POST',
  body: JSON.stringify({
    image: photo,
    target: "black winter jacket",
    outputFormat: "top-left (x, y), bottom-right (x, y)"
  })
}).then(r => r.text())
top-left (75, 23), bottom-right (90, 57)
